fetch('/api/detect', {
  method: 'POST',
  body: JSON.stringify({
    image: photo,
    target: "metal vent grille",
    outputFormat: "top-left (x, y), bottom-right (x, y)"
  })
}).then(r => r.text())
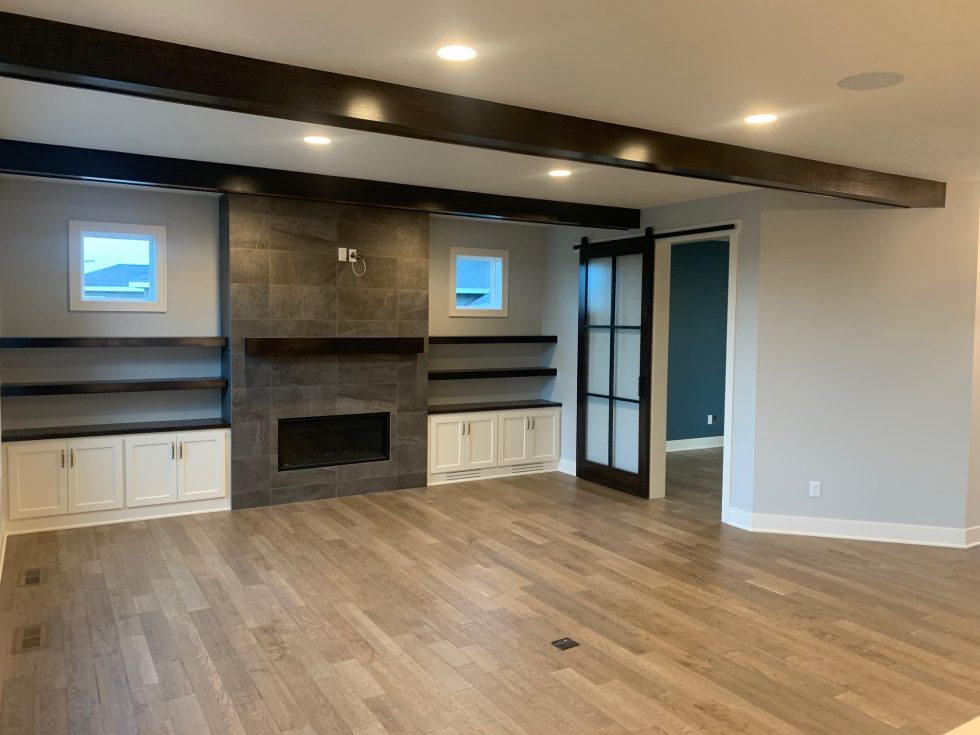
top-left (19, 567), bottom-right (44, 587)
top-left (12, 624), bottom-right (47, 654)
top-left (445, 470), bottom-right (482, 481)
top-left (511, 463), bottom-right (545, 474)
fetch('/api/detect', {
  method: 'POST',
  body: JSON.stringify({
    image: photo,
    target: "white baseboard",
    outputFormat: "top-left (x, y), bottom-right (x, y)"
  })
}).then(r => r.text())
top-left (721, 505), bottom-right (753, 530)
top-left (558, 458), bottom-right (576, 476)
top-left (666, 436), bottom-right (724, 452)
top-left (723, 509), bottom-right (980, 549)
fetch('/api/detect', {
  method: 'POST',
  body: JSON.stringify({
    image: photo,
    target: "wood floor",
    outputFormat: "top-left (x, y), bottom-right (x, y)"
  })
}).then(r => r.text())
top-left (2, 448), bottom-right (980, 734)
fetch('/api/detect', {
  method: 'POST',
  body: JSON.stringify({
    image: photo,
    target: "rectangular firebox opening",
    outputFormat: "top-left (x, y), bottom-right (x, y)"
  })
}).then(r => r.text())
top-left (278, 412), bottom-right (390, 471)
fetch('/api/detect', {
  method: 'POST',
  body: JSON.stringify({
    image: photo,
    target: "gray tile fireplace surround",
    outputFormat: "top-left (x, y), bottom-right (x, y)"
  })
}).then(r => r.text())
top-left (223, 195), bottom-right (429, 509)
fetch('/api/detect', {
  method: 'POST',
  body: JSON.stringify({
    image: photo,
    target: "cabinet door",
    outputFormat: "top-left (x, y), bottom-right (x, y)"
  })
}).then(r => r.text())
top-left (125, 433), bottom-right (178, 507)
top-left (177, 430), bottom-right (227, 501)
top-left (463, 414), bottom-right (497, 469)
top-left (498, 412), bottom-right (530, 467)
top-left (429, 416), bottom-right (466, 473)
top-left (528, 410), bottom-right (560, 462)
top-left (6, 441), bottom-right (68, 519)
top-left (68, 437), bottom-right (124, 514)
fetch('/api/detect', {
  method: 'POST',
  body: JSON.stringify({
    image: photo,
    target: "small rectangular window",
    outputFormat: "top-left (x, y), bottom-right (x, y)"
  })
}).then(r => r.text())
top-left (449, 247), bottom-right (508, 317)
top-left (68, 221), bottom-right (167, 312)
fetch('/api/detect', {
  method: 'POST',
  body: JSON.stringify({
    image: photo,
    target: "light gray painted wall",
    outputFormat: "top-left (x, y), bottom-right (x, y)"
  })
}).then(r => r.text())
top-left (0, 178), bottom-right (223, 428)
top-left (640, 191), bottom-right (765, 511)
top-left (0, 177), bottom-right (220, 336)
top-left (541, 225), bottom-right (620, 468)
top-left (429, 215), bottom-right (548, 336)
top-left (428, 215), bottom-right (558, 406)
top-left (754, 182), bottom-right (980, 528)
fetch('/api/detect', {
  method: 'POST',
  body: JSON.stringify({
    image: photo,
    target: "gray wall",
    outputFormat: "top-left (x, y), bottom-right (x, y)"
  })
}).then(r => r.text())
top-left (640, 191), bottom-right (766, 511)
top-left (541, 225), bottom-right (617, 469)
top-left (0, 177), bottom-right (220, 336)
top-left (0, 178), bottom-right (223, 429)
top-left (753, 184), bottom-right (980, 527)
top-left (428, 215), bottom-right (556, 406)
top-left (429, 215), bottom-right (548, 336)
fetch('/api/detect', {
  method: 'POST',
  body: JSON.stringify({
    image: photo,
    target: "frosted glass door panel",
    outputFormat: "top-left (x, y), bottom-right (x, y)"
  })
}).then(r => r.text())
top-left (614, 330), bottom-right (641, 400)
top-left (587, 328), bottom-right (610, 394)
top-left (615, 254), bottom-right (643, 326)
top-left (585, 396), bottom-right (609, 464)
top-left (586, 258), bottom-right (613, 324)
top-left (612, 401), bottom-right (639, 473)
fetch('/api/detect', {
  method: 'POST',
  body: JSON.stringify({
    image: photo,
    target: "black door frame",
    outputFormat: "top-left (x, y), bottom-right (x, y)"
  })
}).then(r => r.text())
top-left (575, 229), bottom-right (655, 497)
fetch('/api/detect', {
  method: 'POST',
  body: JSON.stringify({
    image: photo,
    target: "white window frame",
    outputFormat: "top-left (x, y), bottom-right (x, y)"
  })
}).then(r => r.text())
top-left (68, 221), bottom-right (167, 313)
top-left (449, 247), bottom-right (509, 318)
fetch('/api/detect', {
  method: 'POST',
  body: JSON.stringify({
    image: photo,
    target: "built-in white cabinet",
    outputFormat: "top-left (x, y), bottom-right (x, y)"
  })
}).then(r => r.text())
top-left (428, 406), bottom-right (560, 484)
top-left (126, 429), bottom-right (227, 506)
top-left (125, 433), bottom-right (179, 507)
top-left (67, 437), bottom-right (125, 514)
top-left (498, 409), bottom-right (560, 467)
top-left (429, 413), bottom-right (498, 474)
top-left (4, 428), bottom-right (229, 524)
top-left (7, 437), bottom-right (123, 519)
top-left (176, 431), bottom-right (227, 501)
top-left (6, 440), bottom-right (68, 520)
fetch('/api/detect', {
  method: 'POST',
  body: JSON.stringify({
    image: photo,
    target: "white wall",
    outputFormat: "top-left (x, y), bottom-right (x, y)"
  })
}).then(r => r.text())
top-left (0, 177), bottom-right (220, 336)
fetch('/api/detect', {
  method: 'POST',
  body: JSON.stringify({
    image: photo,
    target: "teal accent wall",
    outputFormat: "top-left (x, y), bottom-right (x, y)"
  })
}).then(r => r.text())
top-left (666, 239), bottom-right (729, 441)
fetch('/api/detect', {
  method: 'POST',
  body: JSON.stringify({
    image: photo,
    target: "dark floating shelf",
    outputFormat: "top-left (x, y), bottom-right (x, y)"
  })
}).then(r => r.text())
top-left (428, 399), bottom-right (561, 415)
top-left (0, 336), bottom-right (226, 348)
top-left (2, 418), bottom-right (230, 442)
top-left (245, 337), bottom-right (424, 357)
top-left (429, 335), bottom-right (557, 345)
top-left (428, 367), bottom-right (557, 381)
top-left (1, 377), bottom-right (227, 397)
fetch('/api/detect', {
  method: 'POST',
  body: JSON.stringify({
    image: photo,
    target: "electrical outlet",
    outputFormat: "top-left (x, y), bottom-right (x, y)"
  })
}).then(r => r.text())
top-left (707, 415), bottom-right (716, 425)
top-left (337, 247), bottom-right (348, 262)
top-left (809, 481), bottom-right (821, 498)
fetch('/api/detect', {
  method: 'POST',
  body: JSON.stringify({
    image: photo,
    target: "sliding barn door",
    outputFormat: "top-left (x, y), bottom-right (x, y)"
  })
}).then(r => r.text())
top-left (576, 234), bottom-right (654, 496)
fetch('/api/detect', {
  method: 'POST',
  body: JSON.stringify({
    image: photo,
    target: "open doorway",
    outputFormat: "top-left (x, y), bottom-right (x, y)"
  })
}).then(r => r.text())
top-left (650, 226), bottom-right (738, 516)
top-left (663, 237), bottom-right (730, 510)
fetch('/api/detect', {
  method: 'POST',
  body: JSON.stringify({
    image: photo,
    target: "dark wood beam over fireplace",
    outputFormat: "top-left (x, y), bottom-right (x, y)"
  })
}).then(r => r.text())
top-left (0, 12), bottom-right (946, 208)
top-left (0, 140), bottom-right (638, 229)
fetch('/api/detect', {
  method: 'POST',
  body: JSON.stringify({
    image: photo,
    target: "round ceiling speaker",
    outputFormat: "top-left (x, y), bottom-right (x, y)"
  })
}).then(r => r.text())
top-left (838, 72), bottom-right (905, 91)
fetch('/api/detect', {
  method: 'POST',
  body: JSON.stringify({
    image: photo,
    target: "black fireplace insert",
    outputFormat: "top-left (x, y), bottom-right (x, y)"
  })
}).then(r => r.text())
top-left (278, 412), bottom-right (390, 471)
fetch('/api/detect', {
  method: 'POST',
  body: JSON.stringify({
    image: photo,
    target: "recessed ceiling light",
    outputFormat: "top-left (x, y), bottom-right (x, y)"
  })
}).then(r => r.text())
top-left (744, 113), bottom-right (778, 125)
top-left (548, 169), bottom-right (572, 177)
top-left (437, 45), bottom-right (476, 61)
top-left (303, 135), bottom-right (331, 145)
top-left (838, 71), bottom-right (905, 91)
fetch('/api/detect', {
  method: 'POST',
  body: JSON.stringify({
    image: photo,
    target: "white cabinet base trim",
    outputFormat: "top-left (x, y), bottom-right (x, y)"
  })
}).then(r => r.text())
top-left (4, 496), bottom-right (230, 536)
top-left (428, 461), bottom-right (559, 486)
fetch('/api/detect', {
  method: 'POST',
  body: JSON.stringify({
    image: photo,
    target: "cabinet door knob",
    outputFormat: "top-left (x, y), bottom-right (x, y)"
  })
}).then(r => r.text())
top-left (61, 449), bottom-right (65, 468)
top-left (70, 449), bottom-right (75, 468)
top-left (171, 441), bottom-right (176, 460)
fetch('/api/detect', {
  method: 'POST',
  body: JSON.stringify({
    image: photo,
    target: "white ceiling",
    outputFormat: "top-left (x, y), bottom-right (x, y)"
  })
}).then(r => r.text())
top-left (1, 0), bottom-right (976, 201)
top-left (0, 78), bottom-right (749, 209)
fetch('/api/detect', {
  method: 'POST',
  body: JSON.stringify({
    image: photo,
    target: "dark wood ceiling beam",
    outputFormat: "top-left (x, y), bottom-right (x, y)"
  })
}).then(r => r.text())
top-left (0, 12), bottom-right (946, 208)
top-left (0, 139), bottom-right (638, 229)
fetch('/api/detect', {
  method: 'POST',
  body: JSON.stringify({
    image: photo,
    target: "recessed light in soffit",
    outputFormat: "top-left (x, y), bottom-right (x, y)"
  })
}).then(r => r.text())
top-left (437, 45), bottom-right (477, 61)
